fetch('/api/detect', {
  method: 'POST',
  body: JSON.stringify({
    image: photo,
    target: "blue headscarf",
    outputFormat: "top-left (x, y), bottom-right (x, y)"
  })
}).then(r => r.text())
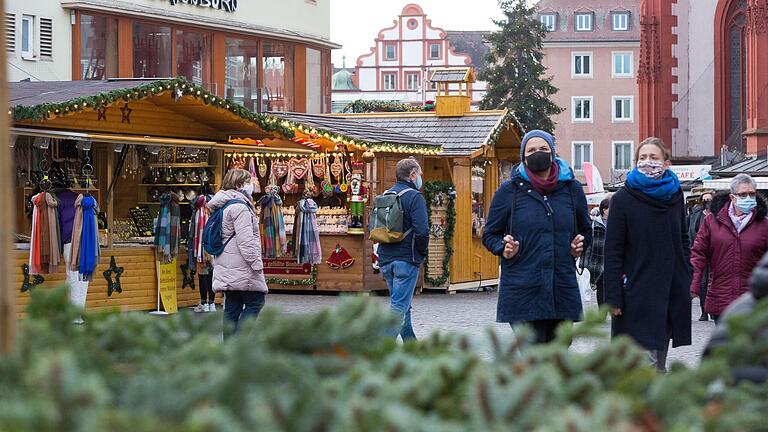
top-left (626, 168), bottom-right (680, 202)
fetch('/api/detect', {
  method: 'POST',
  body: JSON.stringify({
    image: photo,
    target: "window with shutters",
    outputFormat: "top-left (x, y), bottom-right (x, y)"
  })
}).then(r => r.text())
top-left (21, 15), bottom-right (33, 59)
top-left (39, 17), bottom-right (52, 60)
top-left (5, 13), bottom-right (15, 53)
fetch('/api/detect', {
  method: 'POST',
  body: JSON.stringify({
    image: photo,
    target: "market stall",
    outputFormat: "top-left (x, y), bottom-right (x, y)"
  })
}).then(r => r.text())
top-left (9, 78), bottom-right (441, 315)
top-left (336, 67), bottom-right (525, 292)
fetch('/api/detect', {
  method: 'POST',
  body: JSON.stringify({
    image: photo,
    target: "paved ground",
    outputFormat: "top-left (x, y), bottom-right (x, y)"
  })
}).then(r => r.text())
top-left (252, 289), bottom-right (715, 368)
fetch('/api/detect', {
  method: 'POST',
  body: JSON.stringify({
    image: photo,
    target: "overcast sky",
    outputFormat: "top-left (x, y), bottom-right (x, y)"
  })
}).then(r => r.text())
top-left (330, 0), bottom-right (505, 67)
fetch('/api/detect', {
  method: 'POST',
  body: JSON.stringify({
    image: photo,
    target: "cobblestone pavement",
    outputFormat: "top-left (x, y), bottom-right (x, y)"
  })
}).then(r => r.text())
top-left (261, 289), bottom-right (715, 368)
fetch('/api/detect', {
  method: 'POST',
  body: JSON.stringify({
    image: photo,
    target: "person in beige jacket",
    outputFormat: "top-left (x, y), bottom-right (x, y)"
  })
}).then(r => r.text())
top-left (207, 169), bottom-right (268, 337)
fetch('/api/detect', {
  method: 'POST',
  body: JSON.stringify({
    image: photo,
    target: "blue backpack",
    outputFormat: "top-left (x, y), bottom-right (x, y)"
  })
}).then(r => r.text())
top-left (202, 199), bottom-right (252, 257)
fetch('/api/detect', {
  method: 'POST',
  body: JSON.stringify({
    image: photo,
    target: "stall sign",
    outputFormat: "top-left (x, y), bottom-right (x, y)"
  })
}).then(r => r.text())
top-left (670, 165), bottom-right (712, 181)
top-left (167, 0), bottom-right (238, 13)
top-left (156, 257), bottom-right (178, 314)
top-left (263, 258), bottom-right (313, 276)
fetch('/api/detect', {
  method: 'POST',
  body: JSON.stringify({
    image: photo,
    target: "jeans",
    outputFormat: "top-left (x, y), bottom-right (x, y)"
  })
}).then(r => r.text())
top-left (223, 291), bottom-right (266, 338)
top-left (381, 260), bottom-right (420, 341)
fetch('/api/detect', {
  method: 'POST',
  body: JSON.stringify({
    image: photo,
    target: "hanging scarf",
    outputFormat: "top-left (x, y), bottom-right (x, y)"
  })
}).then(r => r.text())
top-left (154, 192), bottom-right (181, 263)
top-left (296, 198), bottom-right (322, 264)
top-left (188, 195), bottom-right (211, 273)
top-left (524, 161), bottom-right (560, 196)
top-left (258, 191), bottom-right (286, 258)
top-left (626, 168), bottom-right (680, 202)
top-left (29, 192), bottom-right (62, 274)
top-left (69, 194), bottom-right (85, 273)
top-left (78, 195), bottom-right (100, 281)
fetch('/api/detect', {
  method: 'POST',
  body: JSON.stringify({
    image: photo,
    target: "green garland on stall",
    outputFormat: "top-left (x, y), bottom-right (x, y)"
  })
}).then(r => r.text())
top-left (341, 100), bottom-right (421, 113)
top-left (422, 181), bottom-right (456, 287)
top-left (265, 265), bottom-right (318, 286)
top-left (485, 109), bottom-right (526, 147)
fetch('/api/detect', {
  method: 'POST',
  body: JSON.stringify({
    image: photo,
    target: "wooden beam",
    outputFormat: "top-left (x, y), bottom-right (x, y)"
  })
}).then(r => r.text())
top-left (0, 0), bottom-right (15, 354)
top-left (71, 10), bottom-right (81, 80)
top-left (118, 18), bottom-right (133, 77)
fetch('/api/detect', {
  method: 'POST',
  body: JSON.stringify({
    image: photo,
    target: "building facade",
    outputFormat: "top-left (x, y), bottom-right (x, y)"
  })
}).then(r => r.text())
top-left (5, 0), bottom-right (337, 113)
top-left (332, 3), bottom-right (487, 111)
top-left (638, 0), bottom-right (768, 164)
top-left (538, 0), bottom-right (640, 183)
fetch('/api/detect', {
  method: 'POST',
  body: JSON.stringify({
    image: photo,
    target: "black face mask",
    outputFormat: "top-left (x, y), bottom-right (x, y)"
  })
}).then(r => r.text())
top-left (703, 200), bottom-right (712, 211)
top-left (525, 151), bottom-right (552, 173)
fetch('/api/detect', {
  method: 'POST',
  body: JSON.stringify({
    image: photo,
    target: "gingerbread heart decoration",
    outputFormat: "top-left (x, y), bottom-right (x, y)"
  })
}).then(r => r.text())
top-left (290, 158), bottom-right (309, 180)
top-left (258, 157), bottom-right (268, 178)
top-left (312, 158), bottom-right (326, 178)
top-left (271, 160), bottom-right (289, 179)
top-left (330, 156), bottom-right (343, 180)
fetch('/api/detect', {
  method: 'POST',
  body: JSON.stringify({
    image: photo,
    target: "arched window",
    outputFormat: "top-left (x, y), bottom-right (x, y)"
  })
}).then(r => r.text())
top-left (724, 0), bottom-right (748, 150)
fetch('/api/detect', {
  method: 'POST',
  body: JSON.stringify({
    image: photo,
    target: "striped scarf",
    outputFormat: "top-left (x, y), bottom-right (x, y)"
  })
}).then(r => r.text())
top-left (154, 192), bottom-right (181, 263)
top-left (259, 191), bottom-right (286, 258)
top-left (188, 195), bottom-right (211, 273)
top-left (294, 198), bottom-right (322, 264)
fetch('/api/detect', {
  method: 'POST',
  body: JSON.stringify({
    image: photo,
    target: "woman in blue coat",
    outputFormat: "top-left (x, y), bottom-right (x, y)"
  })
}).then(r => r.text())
top-left (483, 130), bottom-right (591, 344)
top-left (603, 137), bottom-right (692, 372)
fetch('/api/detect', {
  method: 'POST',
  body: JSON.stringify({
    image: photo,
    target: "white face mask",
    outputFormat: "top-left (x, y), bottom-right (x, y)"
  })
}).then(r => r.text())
top-left (241, 183), bottom-right (254, 196)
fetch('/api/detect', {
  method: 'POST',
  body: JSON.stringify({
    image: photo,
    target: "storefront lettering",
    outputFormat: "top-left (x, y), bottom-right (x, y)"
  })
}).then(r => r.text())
top-left (168, 0), bottom-right (238, 13)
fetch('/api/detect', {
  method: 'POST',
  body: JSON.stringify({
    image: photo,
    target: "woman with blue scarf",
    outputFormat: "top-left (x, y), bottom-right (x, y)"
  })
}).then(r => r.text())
top-left (603, 137), bottom-right (692, 372)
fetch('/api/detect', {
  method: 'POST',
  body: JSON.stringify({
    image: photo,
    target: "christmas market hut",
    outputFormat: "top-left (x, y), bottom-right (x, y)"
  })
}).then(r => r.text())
top-left (9, 78), bottom-right (441, 316)
top-left (336, 67), bottom-right (525, 292)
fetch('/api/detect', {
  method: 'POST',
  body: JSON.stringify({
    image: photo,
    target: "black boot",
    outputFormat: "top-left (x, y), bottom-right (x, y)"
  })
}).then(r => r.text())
top-left (699, 313), bottom-right (709, 321)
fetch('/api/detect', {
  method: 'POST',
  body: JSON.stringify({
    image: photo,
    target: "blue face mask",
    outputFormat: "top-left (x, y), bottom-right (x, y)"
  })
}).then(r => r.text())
top-left (414, 175), bottom-right (423, 190)
top-left (736, 196), bottom-right (757, 213)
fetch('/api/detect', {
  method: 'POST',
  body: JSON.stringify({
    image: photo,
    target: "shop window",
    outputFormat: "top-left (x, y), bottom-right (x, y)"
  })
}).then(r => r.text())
top-left (80, 14), bottom-right (118, 80)
top-left (133, 21), bottom-right (172, 78)
top-left (176, 29), bottom-right (211, 87)
top-left (224, 37), bottom-right (259, 111)
top-left (21, 15), bottom-right (33, 58)
top-left (472, 161), bottom-right (486, 237)
top-left (306, 47), bottom-right (322, 113)
top-left (263, 41), bottom-right (295, 112)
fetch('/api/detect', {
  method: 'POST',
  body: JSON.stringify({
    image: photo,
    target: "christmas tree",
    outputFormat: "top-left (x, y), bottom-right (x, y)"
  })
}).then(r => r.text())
top-left (1, 286), bottom-right (767, 431)
top-left (480, 0), bottom-right (563, 133)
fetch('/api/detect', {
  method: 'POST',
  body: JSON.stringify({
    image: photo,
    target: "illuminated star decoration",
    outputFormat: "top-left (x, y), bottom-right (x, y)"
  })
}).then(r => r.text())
top-left (172, 87), bottom-right (183, 102)
top-left (21, 264), bottom-right (44, 292)
top-left (120, 103), bottom-right (133, 124)
top-left (102, 256), bottom-right (124, 296)
top-left (180, 263), bottom-right (196, 290)
top-left (97, 106), bottom-right (108, 121)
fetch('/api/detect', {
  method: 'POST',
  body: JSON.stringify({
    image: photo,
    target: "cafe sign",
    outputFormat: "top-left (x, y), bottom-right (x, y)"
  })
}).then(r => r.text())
top-left (168, 0), bottom-right (238, 13)
top-left (669, 165), bottom-right (712, 181)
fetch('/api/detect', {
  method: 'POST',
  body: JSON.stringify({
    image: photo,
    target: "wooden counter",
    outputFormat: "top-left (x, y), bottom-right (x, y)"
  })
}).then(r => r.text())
top-left (14, 246), bottom-right (202, 317)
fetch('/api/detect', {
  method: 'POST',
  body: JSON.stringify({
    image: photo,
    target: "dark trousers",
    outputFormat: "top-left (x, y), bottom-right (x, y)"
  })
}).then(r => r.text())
top-left (198, 273), bottom-right (214, 304)
top-left (595, 276), bottom-right (606, 307)
top-left (223, 291), bottom-right (266, 338)
top-left (513, 319), bottom-right (564, 344)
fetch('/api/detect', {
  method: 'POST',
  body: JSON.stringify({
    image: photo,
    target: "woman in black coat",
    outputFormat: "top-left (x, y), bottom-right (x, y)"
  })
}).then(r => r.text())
top-left (603, 137), bottom-right (692, 372)
top-left (483, 130), bottom-right (591, 344)
top-left (583, 198), bottom-right (610, 306)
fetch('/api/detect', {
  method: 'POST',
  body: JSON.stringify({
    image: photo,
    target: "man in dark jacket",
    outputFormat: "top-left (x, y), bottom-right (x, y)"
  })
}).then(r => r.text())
top-left (687, 190), bottom-right (714, 321)
top-left (378, 158), bottom-right (429, 340)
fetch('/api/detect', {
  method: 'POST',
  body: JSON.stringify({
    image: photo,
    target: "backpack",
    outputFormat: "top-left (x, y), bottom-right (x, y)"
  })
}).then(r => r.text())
top-left (202, 199), bottom-right (251, 257)
top-left (368, 188), bottom-right (417, 244)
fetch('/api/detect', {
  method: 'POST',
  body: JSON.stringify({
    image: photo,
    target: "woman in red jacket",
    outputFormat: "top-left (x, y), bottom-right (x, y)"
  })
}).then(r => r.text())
top-left (690, 174), bottom-right (768, 322)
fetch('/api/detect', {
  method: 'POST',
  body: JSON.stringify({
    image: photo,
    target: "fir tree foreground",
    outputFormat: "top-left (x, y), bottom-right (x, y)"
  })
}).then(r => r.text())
top-left (1, 287), bottom-right (767, 431)
top-left (480, 0), bottom-right (564, 133)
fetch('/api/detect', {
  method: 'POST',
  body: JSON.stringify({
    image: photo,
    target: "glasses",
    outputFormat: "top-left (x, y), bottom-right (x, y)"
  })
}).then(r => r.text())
top-left (733, 192), bottom-right (757, 198)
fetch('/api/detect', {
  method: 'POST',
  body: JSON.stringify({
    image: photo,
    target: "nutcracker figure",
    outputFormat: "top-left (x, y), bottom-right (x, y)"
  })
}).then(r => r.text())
top-left (348, 162), bottom-right (367, 234)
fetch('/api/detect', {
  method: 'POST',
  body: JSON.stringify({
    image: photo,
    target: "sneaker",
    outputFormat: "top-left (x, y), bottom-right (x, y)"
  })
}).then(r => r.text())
top-left (72, 316), bottom-right (85, 325)
top-left (207, 303), bottom-right (216, 312)
top-left (193, 303), bottom-right (207, 313)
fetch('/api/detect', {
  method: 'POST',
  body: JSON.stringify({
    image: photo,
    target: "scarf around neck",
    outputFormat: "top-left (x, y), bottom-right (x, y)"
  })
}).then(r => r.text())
top-left (525, 161), bottom-right (560, 195)
top-left (626, 168), bottom-right (680, 202)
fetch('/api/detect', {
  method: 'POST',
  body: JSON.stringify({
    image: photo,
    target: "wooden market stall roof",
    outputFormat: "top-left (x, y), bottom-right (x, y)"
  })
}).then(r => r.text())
top-left (334, 109), bottom-right (524, 157)
top-left (271, 112), bottom-right (442, 155)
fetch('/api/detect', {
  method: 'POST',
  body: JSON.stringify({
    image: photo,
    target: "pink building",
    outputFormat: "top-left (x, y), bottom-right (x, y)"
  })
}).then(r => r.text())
top-left (332, 3), bottom-right (487, 111)
top-left (538, 0), bottom-right (640, 183)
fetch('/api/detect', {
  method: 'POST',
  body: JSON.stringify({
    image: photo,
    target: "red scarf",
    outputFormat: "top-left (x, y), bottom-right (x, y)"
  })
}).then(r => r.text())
top-left (525, 162), bottom-right (560, 195)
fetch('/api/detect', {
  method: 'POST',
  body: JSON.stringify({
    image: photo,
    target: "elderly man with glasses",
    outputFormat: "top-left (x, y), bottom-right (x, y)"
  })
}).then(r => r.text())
top-left (690, 174), bottom-right (768, 323)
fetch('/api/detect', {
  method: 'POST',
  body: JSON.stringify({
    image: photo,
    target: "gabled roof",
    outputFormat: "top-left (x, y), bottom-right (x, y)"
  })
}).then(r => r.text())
top-left (271, 112), bottom-right (440, 153)
top-left (429, 67), bottom-right (475, 83)
top-left (335, 110), bottom-right (523, 156)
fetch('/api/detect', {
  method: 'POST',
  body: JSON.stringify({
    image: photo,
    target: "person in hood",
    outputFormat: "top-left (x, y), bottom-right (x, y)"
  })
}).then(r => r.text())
top-left (583, 197), bottom-right (610, 306)
top-left (207, 168), bottom-right (267, 337)
top-left (604, 137), bottom-right (692, 372)
top-left (690, 174), bottom-right (768, 323)
top-left (482, 129), bottom-right (591, 344)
